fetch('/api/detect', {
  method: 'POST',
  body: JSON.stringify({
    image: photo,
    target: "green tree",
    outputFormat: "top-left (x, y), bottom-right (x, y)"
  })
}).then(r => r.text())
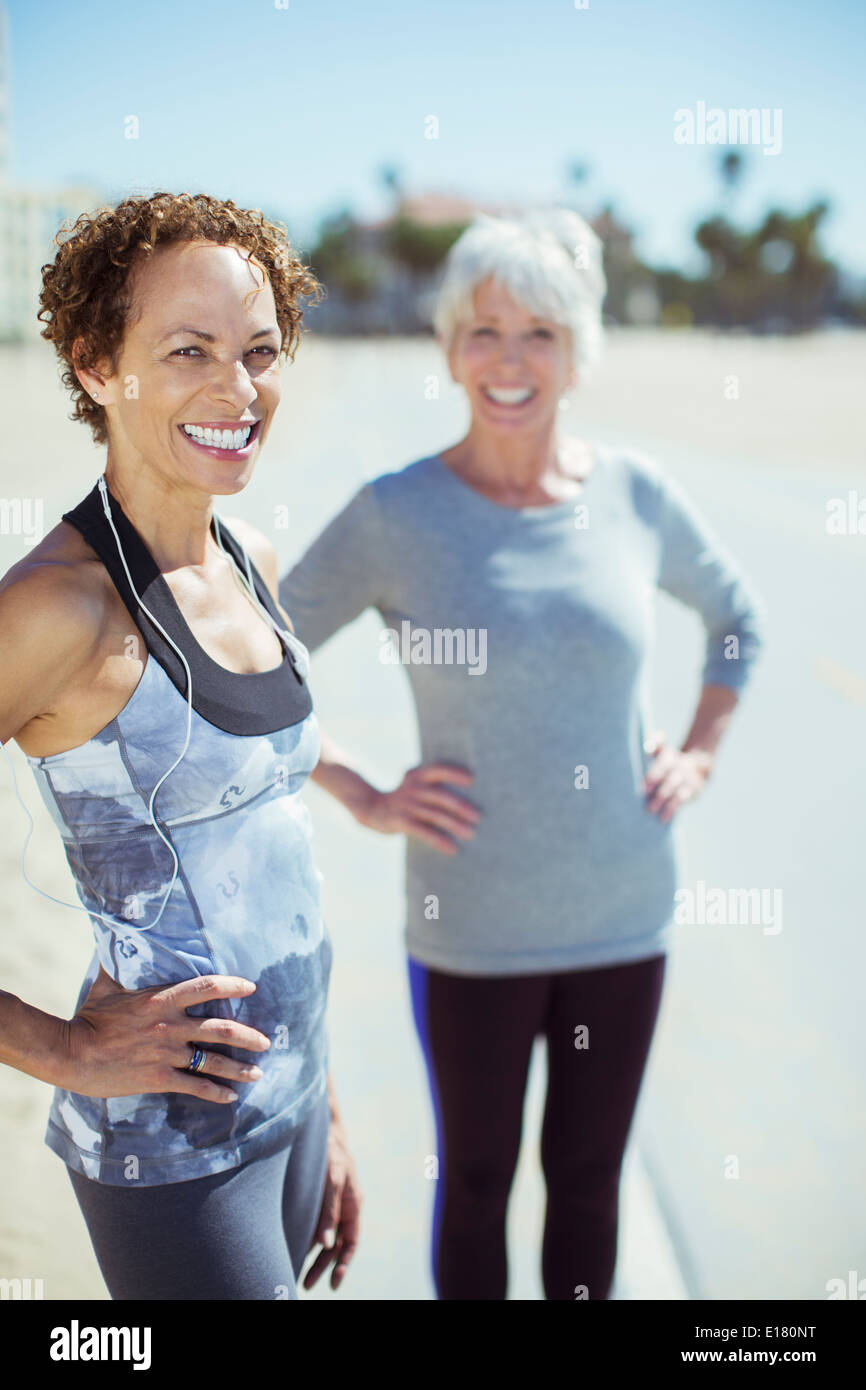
top-left (309, 211), bottom-right (382, 303)
top-left (385, 215), bottom-right (467, 275)
top-left (691, 200), bottom-right (837, 328)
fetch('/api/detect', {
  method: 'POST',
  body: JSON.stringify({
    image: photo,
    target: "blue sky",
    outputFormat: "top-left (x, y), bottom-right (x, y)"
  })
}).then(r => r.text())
top-left (5, 0), bottom-right (865, 275)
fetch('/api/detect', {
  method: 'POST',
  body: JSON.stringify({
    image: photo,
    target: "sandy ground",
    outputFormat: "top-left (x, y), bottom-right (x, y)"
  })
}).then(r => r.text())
top-left (0, 327), bottom-right (863, 1300)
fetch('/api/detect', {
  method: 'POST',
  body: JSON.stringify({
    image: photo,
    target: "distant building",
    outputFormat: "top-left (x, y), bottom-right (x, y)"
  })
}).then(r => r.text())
top-left (0, 3), bottom-right (100, 341)
top-left (385, 191), bottom-right (526, 228)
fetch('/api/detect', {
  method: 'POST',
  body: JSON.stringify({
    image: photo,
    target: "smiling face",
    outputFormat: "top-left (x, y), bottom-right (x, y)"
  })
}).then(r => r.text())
top-left (83, 240), bottom-right (282, 495)
top-left (444, 276), bottom-right (577, 436)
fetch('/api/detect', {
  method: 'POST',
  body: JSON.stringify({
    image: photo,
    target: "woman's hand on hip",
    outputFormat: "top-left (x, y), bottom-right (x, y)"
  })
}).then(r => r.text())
top-left (303, 1118), bottom-right (362, 1292)
top-left (58, 967), bottom-right (272, 1102)
top-left (356, 762), bottom-right (481, 854)
top-left (643, 731), bottom-right (714, 823)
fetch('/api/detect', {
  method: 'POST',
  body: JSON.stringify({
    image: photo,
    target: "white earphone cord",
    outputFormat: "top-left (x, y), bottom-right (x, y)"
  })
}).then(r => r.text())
top-left (0, 474), bottom-right (294, 949)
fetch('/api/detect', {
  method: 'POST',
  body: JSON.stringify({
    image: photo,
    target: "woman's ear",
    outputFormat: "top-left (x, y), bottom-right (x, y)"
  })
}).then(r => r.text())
top-left (72, 335), bottom-right (112, 403)
top-left (439, 330), bottom-right (461, 386)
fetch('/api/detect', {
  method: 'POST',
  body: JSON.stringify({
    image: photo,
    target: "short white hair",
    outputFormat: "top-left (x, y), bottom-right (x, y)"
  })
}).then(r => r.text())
top-left (432, 208), bottom-right (606, 375)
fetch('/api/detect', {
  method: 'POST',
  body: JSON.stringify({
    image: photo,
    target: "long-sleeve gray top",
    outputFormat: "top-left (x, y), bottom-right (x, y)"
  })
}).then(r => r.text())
top-left (279, 446), bottom-right (766, 975)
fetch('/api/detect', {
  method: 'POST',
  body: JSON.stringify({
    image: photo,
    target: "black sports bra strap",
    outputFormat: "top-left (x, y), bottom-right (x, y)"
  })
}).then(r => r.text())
top-left (61, 480), bottom-right (313, 736)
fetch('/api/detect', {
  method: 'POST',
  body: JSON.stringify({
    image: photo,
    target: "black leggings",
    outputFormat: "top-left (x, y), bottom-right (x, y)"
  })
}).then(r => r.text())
top-left (408, 952), bottom-right (667, 1300)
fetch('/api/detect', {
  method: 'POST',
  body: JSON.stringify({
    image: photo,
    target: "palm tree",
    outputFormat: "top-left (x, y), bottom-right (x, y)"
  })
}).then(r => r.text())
top-left (719, 149), bottom-right (745, 216)
top-left (379, 164), bottom-right (403, 206)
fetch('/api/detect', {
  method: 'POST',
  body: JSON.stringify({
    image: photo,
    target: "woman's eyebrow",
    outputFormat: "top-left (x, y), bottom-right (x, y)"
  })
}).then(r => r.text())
top-left (155, 325), bottom-right (280, 344)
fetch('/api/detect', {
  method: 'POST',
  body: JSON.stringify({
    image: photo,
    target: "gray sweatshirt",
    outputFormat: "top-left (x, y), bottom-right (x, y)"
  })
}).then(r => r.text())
top-left (279, 447), bottom-right (766, 975)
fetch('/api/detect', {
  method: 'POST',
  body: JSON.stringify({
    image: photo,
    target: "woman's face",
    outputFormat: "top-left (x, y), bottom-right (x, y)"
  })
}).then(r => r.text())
top-left (445, 276), bottom-right (576, 437)
top-left (86, 239), bottom-right (282, 495)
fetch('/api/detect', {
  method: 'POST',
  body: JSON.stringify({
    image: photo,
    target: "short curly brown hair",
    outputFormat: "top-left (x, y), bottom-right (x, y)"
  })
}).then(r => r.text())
top-left (38, 190), bottom-right (323, 445)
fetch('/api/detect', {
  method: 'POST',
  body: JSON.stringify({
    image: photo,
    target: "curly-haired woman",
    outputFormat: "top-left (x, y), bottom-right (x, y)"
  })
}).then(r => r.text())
top-left (0, 192), bottom-right (360, 1300)
top-left (279, 209), bottom-right (767, 1300)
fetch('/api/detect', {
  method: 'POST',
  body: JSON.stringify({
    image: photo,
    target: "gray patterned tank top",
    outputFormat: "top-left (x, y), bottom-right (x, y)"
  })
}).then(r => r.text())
top-left (24, 480), bottom-right (332, 1185)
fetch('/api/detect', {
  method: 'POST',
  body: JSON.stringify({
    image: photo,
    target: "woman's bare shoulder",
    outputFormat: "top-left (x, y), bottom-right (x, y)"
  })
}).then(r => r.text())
top-left (0, 522), bottom-right (113, 728)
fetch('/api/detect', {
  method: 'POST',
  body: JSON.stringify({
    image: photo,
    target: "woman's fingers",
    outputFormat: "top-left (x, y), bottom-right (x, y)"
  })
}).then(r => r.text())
top-left (404, 795), bottom-right (478, 840)
top-left (411, 762), bottom-right (475, 787)
top-left (645, 746), bottom-right (713, 820)
top-left (172, 1043), bottom-right (264, 1085)
top-left (329, 1175), bottom-right (361, 1290)
top-left (164, 1069), bottom-right (239, 1103)
top-left (396, 764), bottom-right (482, 846)
top-left (65, 972), bottom-right (274, 1102)
top-left (365, 762), bottom-right (481, 848)
top-left (643, 732), bottom-right (688, 819)
top-left (644, 735), bottom-right (675, 793)
top-left (152, 974), bottom-right (258, 1011)
top-left (159, 977), bottom-right (273, 1060)
top-left (647, 782), bottom-right (679, 817)
top-left (330, 1234), bottom-right (357, 1290)
top-left (412, 785), bottom-right (481, 824)
top-left (302, 1244), bottom-right (337, 1290)
top-left (403, 815), bottom-right (461, 854)
top-left (303, 1172), bottom-right (342, 1289)
top-left (303, 1232), bottom-right (357, 1291)
top-left (313, 1173), bottom-right (341, 1252)
top-left (190, 1016), bottom-right (272, 1054)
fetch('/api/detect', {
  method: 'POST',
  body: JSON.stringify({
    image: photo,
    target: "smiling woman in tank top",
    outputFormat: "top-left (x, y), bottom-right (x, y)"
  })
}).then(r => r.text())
top-left (0, 192), bottom-right (360, 1300)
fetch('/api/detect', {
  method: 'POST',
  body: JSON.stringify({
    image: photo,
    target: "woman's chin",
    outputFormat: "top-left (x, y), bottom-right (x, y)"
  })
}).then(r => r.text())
top-left (472, 400), bottom-right (554, 434)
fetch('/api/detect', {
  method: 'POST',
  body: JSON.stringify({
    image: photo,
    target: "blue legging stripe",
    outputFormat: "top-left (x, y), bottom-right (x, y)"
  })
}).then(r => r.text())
top-left (407, 956), bottom-right (446, 1297)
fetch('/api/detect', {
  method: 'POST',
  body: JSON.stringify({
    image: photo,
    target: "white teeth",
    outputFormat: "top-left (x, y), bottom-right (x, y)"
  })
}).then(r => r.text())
top-left (484, 386), bottom-right (535, 405)
top-left (182, 424), bottom-right (253, 450)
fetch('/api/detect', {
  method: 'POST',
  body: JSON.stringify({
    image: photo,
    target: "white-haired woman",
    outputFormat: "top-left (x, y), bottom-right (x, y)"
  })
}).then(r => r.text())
top-left (279, 209), bottom-right (765, 1300)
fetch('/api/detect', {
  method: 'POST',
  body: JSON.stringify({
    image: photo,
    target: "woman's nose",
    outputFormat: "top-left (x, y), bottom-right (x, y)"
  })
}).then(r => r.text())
top-left (211, 359), bottom-right (258, 408)
top-left (497, 336), bottom-right (523, 365)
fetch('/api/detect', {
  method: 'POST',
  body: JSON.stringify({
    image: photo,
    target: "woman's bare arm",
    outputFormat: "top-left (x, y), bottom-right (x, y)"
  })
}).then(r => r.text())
top-left (0, 567), bottom-right (102, 1084)
top-left (679, 682), bottom-right (740, 763)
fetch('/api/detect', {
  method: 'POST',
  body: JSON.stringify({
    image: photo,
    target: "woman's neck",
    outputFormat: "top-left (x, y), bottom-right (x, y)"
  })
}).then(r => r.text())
top-left (103, 462), bottom-right (218, 573)
top-left (441, 431), bottom-right (594, 504)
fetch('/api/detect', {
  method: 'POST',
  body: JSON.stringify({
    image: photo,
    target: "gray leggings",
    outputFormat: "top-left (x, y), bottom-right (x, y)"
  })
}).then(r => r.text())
top-left (66, 1090), bottom-right (330, 1300)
